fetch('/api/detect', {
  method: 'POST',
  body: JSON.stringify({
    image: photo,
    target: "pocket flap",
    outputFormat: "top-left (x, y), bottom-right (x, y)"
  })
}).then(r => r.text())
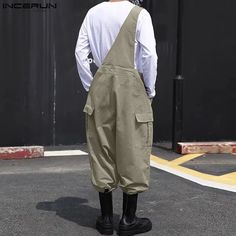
top-left (135, 112), bottom-right (153, 122)
top-left (83, 104), bottom-right (94, 115)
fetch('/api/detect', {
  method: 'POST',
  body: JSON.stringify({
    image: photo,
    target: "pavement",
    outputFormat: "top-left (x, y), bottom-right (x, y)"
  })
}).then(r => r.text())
top-left (0, 144), bottom-right (236, 236)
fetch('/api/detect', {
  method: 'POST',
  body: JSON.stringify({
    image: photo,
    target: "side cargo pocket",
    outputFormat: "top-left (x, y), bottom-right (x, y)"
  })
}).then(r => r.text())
top-left (135, 112), bottom-right (154, 147)
top-left (83, 104), bottom-right (94, 133)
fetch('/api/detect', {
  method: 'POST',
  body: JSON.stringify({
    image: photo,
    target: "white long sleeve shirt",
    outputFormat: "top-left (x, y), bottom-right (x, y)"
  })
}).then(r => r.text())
top-left (75, 0), bottom-right (158, 98)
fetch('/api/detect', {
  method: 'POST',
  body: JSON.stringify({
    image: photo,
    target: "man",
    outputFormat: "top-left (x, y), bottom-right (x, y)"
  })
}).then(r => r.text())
top-left (75, 0), bottom-right (157, 235)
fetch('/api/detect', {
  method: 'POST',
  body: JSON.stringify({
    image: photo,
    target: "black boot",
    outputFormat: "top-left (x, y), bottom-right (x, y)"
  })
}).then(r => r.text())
top-left (96, 190), bottom-right (113, 235)
top-left (118, 192), bottom-right (152, 236)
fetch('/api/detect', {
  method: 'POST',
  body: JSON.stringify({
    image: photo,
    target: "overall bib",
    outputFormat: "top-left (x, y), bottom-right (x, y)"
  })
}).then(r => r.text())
top-left (83, 6), bottom-right (154, 195)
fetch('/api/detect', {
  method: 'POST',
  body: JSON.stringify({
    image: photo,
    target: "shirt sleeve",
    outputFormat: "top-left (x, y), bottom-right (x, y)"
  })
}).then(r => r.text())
top-left (137, 9), bottom-right (158, 99)
top-left (75, 12), bottom-right (93, 92)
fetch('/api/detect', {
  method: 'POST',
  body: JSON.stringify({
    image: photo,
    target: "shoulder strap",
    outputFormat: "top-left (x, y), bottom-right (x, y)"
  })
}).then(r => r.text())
top-left (102, 6), bottom-right (142, 68)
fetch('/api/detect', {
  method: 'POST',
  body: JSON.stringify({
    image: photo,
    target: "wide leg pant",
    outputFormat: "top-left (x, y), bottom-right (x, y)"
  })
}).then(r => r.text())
top-left (83, 66), bottom-right (153, 194)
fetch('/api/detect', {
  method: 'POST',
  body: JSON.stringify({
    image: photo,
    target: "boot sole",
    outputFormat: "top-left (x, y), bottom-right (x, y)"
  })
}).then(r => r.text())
top-left (96, 222), bottom-right (114, 235)
top-left (118, 221), bottom-right (152, 236)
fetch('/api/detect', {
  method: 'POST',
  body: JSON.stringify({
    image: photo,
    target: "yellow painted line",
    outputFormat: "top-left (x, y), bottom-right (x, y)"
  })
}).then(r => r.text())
top-left (170, 153), bottom-right (203, 165)
top-left (151, 155), bottom-right (236, 185)
top-left (221, 172), bottom-right (236, 181)
top-left (150, 155), bottom-right (236, 192)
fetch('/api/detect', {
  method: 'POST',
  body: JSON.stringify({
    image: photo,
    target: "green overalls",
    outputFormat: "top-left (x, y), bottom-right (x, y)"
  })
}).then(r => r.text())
top-left (83, 6), bottom-right (154, 195)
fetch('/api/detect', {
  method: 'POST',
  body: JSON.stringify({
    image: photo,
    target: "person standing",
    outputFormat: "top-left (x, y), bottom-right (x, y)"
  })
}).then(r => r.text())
top-left (75, 0), bottom-right (157, 235)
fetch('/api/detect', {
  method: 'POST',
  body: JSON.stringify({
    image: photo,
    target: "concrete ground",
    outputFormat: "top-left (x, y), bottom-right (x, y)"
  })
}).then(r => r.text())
top-left (0, 145), bottom-right (236, 236)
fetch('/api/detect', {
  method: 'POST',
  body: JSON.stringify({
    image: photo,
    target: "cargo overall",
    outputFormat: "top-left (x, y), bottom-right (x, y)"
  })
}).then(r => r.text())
top-left (83, 6), bottom-right (154, 195)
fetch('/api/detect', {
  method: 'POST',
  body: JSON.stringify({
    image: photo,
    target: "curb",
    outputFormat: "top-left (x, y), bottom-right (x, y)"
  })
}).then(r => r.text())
top-left (1, 142), bottom-right (236, 159)
top-left (0, 146), bottom-right (44, 160)
top-left (177, 142), bottom-right (236, 154)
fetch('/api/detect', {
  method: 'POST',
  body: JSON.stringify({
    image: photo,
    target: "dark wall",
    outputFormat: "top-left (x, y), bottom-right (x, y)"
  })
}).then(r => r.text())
top-left (142, 0), bottom-right (178, 142)
top-left (0, 2), bottom-right (54, 146)
top-left (54, 0), bottom-right (88, 145)
top-left (181, 0), bottom-right (236, 141)
top-left (0, 0), bottom-right (176, 146)
top-left (1, 0), bottom-right (235, 147)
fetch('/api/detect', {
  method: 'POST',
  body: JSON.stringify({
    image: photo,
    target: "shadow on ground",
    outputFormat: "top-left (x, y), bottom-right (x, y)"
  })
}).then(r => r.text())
top-left (36, 197), bottom-right (120, 231)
